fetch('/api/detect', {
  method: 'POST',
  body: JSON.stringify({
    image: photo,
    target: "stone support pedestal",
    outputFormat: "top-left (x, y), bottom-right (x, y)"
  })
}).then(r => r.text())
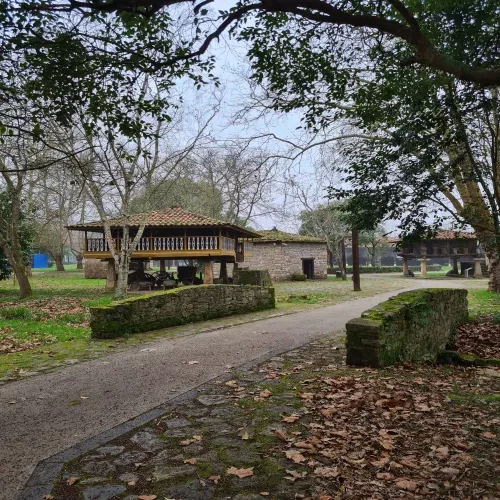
top-left (473, 258), bottom-right (483, 278)
top-left (105, 260), bottom-right (116, 290)
top-left (402, 258), bottom-right (410, 277)
top-left (203, 261), bottom-right (214, 284)
top-left (419, 258), bottom-right (428, 279)
top-left (219, 261), bottom-right (228, 284)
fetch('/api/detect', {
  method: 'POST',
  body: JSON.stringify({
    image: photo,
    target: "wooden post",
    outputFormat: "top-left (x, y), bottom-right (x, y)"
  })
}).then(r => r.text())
top-left (352, 230), bottom-right (361, 291)
top-left (203, 261), bottom-right (214, 284)
top-left (105, 260), bottom-right (116, 290)
top-left (341, 237), bottom-right (347, 280)
top-left (452, 258), bottom-right (459, 274)
top-left (160, 259), bottom-right (166, 273)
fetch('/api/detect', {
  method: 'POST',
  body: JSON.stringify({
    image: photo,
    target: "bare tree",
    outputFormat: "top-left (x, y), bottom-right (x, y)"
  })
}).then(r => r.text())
top-left (33, 166), bottom-right (84, 271)
top-left (0, 134), bottom-right (44, 298)
top-left (55, 85), bottom-right (219, 299)
top-left (192, 144), bottom-right (282, 227)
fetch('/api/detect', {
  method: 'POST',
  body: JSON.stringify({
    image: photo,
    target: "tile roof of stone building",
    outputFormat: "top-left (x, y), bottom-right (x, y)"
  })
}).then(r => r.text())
top-left (67, 207), bottom-right (261, 238)
top-left (255, 230), bottom-right (326, 244)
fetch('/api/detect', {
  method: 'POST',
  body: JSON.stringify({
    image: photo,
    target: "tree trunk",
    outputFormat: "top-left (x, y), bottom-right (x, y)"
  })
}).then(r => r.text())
top-left (12, 264), bottom-right (32, 299)
top-left (113, 254), bottom-right (130, 300)
top-left (339, 238), bottom-right (347, 280)
top-left (487, 255), bottom-right (500, 292)
top-left (76, 253), bottom-right (84, 270)
top-left (54, 253), bottom-right (65, 271)
top-left (370, 252), bottom-right (375, 267)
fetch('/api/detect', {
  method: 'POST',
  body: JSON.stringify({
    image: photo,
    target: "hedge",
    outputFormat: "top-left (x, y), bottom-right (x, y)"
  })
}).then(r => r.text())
top-left (327, 265), bottom-right (442, 274)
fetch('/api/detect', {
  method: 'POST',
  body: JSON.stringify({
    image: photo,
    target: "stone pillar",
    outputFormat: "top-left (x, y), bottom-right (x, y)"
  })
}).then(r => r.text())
top-left (473, 258), bottom-right (483, 278)
top-left (203, 261), bottom-right (214, 284)
top-left (105, 260), bottom-right (116, 290)
top-left (402, 258), bottom-right (410, 277)
top-left (419, 258), bottom-right (428, 279)
top-left (160, 259), bottom-right (166, 273)
top-left (219, 261), bottom-right (228, 284)
top-left (452, 258), bottom-right (459, 275)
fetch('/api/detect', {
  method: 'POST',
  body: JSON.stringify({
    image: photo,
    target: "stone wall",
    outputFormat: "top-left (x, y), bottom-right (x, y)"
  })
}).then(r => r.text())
top-left (90, 284), bottom-right (276, 338)
top-left (346, 288), bottom-right (468, 367)
top-left (233, 269), bottom-right (272, 286)
top-left (245, 242), bottom-right (328, 281)
top-left (84, 259), bottom-right (108, 279)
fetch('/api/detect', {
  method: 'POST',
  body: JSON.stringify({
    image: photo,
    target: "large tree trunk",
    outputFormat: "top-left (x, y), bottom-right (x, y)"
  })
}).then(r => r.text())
top-left (54, 253), bottom-right (65, 271)
top-left (114, 255), bottom-right (130, 300)
top-left (76, 253), bottom-right (84, 270)
top-left (12, 263), bottom-right (32, 299)
top-left (487, 255), bottom-right (500, 292)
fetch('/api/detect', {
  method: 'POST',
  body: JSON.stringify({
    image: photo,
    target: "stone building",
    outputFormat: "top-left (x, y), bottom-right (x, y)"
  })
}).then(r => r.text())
top-left (244, 230), bottom-right (328, 281)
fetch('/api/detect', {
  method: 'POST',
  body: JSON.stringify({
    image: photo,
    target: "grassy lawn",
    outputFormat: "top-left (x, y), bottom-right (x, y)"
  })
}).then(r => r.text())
top-left (0, 269), bottom-right (495, 383)
top-left (468, 289), bottom-right (500, 320)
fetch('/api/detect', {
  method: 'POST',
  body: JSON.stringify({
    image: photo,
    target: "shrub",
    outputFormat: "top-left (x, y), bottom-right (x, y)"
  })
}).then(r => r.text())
top-left (291, 273), bottom-right (307, 281)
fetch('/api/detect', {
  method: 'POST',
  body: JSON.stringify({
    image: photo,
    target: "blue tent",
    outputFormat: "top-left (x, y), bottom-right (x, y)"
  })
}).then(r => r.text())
top-left (32, 253), bottom-right (49, 268)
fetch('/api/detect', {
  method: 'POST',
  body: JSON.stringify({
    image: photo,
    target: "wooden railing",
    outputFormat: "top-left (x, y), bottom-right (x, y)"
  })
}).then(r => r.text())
top-left (86, 236), bottom-right (239, 254)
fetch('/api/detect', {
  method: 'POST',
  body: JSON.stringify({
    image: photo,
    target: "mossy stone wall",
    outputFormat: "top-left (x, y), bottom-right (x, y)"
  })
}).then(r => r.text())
top-left (233, 269), bottom-right (272, 286)
top-left (346, 288), bottom-right (468, 367)
top-left (90, 284), bottom-right (276, 339)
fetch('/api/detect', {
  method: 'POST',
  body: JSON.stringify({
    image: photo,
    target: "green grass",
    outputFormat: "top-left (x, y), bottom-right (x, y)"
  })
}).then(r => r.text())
top-left (468, 289), bottom-right (500, 319)
top-left (0, 268), bottom-right (496, 383)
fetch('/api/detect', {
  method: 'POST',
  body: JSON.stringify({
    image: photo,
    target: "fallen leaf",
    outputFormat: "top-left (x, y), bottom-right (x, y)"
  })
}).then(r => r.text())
top-left (376, 472), bottom-right (394, 480)
top-left (128, 481), bottom-right (136, 487)
top-left (7, 400), bottom-right (16, 404)
top-left (415, 404), bottom-right (432, 412)
top-left (226, 466), bottom-right (254, 478)
top-left (43, 495), bottom-right (55, 500)
top-left (188, 360), bottom-right (199, 365)
top-left (281, 414), bottom-right (300, 423)
top-left (481, 431), bottom-right (497, 439)
top-left (66, 476), bottom-right (79, 485)
top-left (441, 467), bottom-right (460, 477)
top-left (241, 430), bottom-right (250, 440)
top-left (314, 466), bottom-right (340, 478)
top-left (285, 449), bottom-right (307, 463)
top-left (395, 479), bottom-right (418, 491)
top-left (285, 469), bottom-right (307, 481)
top-left (138, 496), bottom-right (157, 500)
top-left (184, 458), bottom-right (198, 464)
top-left (371, 457), bottom-right (390, 467)
top-left (69, 400), bottom-right (81, 406)
top-left (259, 389), bottom-right (272, 398)
top-left (179, 435), bottom-right (202, 446)
top-left (274, 429), bottom-right (288, 442)
top-left (80, 396), bottom-right (90, 400)
top-left (435, 446), bottom-right (449, 459)
top-left (225, 380), bottom-right (239, 388)
top-left (260, 493), bottom-right (270, 496)
top-left (208, 475), bottom-right (221, 484)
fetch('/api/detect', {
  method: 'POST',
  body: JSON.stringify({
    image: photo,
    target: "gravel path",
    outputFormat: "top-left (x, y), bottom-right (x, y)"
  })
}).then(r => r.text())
top-left (0, 280), bottom-right (471, 499)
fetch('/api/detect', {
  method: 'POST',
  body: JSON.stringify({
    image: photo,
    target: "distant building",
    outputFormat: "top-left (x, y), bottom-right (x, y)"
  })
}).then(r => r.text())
top-left (244, 230), bottom-right (328, 281)
top-left (396, 230), bottom-right (485, 276)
